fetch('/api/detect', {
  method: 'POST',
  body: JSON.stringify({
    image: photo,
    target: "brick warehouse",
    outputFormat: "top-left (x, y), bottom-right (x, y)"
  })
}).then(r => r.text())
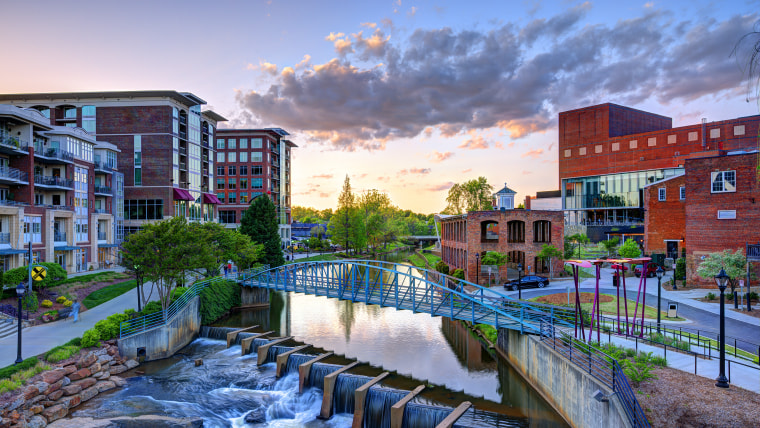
top-left (644, 149), bottom-right (760, 283)
top-left (559, 103), bottom-right (760, 243)
top-left (438, 186), bottom-right (564, 284)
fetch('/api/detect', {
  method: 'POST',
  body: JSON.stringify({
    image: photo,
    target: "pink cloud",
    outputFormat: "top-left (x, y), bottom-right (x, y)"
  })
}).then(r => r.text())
top-left (521, 148), bottom-right (544, 158)
top-left (427, 182), bottom-right (455, 192)
top-left (428, 151), bottom-right (454, 163)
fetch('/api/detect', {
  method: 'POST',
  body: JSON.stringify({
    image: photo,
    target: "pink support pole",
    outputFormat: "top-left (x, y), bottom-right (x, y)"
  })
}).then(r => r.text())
top-left (588, 264), bottom-right (600, 343)
top-left (573, 265), bottom-right (579, 338)
top-left (574, 265), bottom-right (586, 341)
top-left (640, 265), bottom-right (648, 338)
top-left (622, 267), bottom-right (630, 335)
top-left (615, 267), bottom-right (621, 334)
top-left (631, 261), bottom-right (648, 337)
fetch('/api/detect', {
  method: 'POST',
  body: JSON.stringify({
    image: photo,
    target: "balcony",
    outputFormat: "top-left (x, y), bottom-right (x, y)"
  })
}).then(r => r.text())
top-left (179, 131), bottom-right (187, 140)
top-left (179, 115), bottom-right (187, 125)
top-left (94, 186), bottom-right (112, 196)
top-left (93, 208), bottom-right (108, 214)
top-left (34, 175), bottom-right (73, 190)
top-left (0, 233), bottom-right (9, 244)
top-left (179, 162), bottom-right (187, 171)
top-left (179, 147), bottom-right (187, 155)
top-left (94, 161), bottom-right (115, 174)
top-left (201, 141), bottom-right (210, 149)
top-left (54, 232), bottom-right (67, 242)
top-left (202, 154), bottom-right (208, 162)
top-left (0, 167), bottom-right (29, 185)
top-left (98, 232), bottom-right (107, 241)
top-left (0, 135), bottom-right (30, 155)
top-left (34, 147), bottom-right (74, 164)
top-left (0, 199), bottom-right (28, 207)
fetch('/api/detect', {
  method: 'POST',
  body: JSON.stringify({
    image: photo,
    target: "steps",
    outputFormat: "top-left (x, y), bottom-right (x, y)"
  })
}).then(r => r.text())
top-left (0, 314), bottom-right (26, 340)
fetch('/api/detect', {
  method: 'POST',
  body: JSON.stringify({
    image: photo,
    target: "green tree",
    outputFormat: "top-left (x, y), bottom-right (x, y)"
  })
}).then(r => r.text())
top-left (198, 222), bottom-right (262, 276)
top-left (240, 195), bottom-right (285, 268)
top-left (567, 233), bottom-right (590, 258)
top-left (537, 244), bottom-right (563, 279)
top-left (618, 238), bottom-right (642, 259)
top-left (443, 177), bottom-right (493, 214)
top-left (358, 189), bottom-right (393, 252)
top-left (481, 251), bottom-right (509, 266)
top-left (696, 249), bottom-right (748, 300)
top-left (600, 237), bottom-right (620, 257)
top-left (329, 176), bottom-right (361, 253)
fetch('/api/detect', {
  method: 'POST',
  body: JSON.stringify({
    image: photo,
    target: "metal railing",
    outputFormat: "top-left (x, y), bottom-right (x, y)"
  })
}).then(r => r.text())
top-left (540, 320), bottom-right (650, 428)
top-left (34, 175), bottom-right (73, 188)
top-left (93, 208), bottom-right (108, 214)
top-left (0, 233), bottom-right (10, 244)
top-left (94, 186), bottom-right (112, 195)
top-left (38, 148), bottom-right (74, 162)
top-left (0, 166), bottom-right (29, 183)
top-left (94, 161), bottom-right (115, 172)
top-left (0, 136), bottom-right (29, 151)
top-left (54, 232), bottom-right (66, 242)
top-left (0, 304), bottom-right (28, 320)
top-left (97, 232), bottom-right (107, 240)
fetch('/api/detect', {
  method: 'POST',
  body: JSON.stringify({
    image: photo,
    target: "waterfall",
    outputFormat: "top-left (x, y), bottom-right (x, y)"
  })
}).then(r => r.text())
top-left (331, 374), bottom-right (373, 415)
top-left (251, 337), bottom-right (270, 352)
top-left (362, 386), bottom-right (408, 428)
top-left (452, 408), bottom-right (529, 428)
top-left (234, 332), bottom-right (258, 346)
top-left (402, 402), bottom-right (451, 428)
top-left (199, 326), bottom-right (237, 340)
top-left (284, 353), bottom-right (313, 376)
top-left (265, 345), bottom-right (289, 364)
top-left (307, 363), bottom-right (341, 388)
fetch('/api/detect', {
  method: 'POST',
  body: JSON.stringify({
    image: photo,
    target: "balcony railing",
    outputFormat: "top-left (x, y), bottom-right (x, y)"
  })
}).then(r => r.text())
top-left (34, 175), bottom-right (73, 189)
top-left (98, 232), bottom-right (107, 241)
top-left (94, 186), bottom-right (112, 195)
top-left (179, 147), bottom-right (187, 155)
top-left (0, 167), bottom-right (29, 183)
top-left (179, 131), bottom-right (187, 140)
top-left (179, 115), bottom-right (187, 125)
top-left (0, 199), bottom-right (28, 207)
top-left (54, 232), bottom-right (67, 242)
top-left (201, 141), bottom-right (210, 149)
top-left (94, 161), bottom-right (115, 173)
top-left (36, 148), bottom-right (74, 163)
top-left (0, 135), bottom-right (29, 151)
top-left (0, 233), bottom-right (9, 244)
top-left (94, 208), bottom-right (108, 214)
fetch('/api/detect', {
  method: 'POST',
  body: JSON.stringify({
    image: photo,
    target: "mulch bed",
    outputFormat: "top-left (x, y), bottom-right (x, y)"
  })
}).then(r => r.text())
top-left (535, 292), bottom-right (614, 305)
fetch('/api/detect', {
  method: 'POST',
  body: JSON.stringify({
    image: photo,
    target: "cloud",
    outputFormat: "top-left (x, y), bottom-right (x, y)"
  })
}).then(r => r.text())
top-left (377, 176), bottom-right (391, 182)
top-left (461, 168), bottom-right (472, 173)
top-left (408, 6), bottom-right (417, 17)
top-left (427, 182), bottom-right (455, 192)
top-left (428, 150), bottom-right (454, 163)
top-left (522, 148), bottom-right (544, 158)
top-left (246, 61), bottom-right (278, 75)
top-left (522, 170), bottom-right (532, 175)
top-left (237, 10), bottom-right (757, 151)
top-left (311, 174), bottom-right (333, 179)
top-left (398, 168), bottom-right (431, 176)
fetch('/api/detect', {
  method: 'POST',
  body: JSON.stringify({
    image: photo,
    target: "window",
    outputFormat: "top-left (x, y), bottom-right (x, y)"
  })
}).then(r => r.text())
top-left (240, 178), bottom-right (248, 189)
top-left (217, 192), bottom-right (225, 203)
top-left (735, 125), bottom-right (746, 136)
top-left (217, 166), bottom-right (224, 176)
top-left (252, 178), bottom-right (263, 189)
top-left (216, 178), bottom-right (224, 190)
top-left (239, 166), bottom-right (248, 175)
top-left (658, 188), bottom-right (666, 201)
top-left (240, 192), bottom-right (248, 203)
top-left (507, 221), bottom-right (525, 243)
top-left (533, 220), bottom-right (551, 243)
top-left (711, 171), bottom-right (736, 193)
top-left (216, 139), bottom-right (225, 149)
top-left (134, 135), bottom-right (142, 186)
top-left (228, 178), bottom-right (236, 190)
top-left (228, 165), bottom-right (236, 175)
top-left (216, 152), bottom-right (224, 162)
top-left (251, 138), bottom-right (263, 148)
top-left (134, 169), bottom-right (142, 186)
top-left (710, 128), bottom-right (720, 139)
top-left (564, 149), bottom-right (571, 158)
top-left (228, 192), bottom-right (237, 204)
top-left (228, 152), bottom-right (236, 162)
top-left (240, 152), bottom-right (248, 162)
top-left (648, 137), bottom-right (656, 147)
top-left (251, 165), bottom-right (263, 175)
top-left (680, 186), bottom-right (685, 200)
top-left (251, 152), bottom-right (263, 162)
top-left (219, 210), bottom-right (236, 224)
top-left (82, 105), bottom-right (96, 133)
top-left (24, 216), bottom-right (42, 243)
top-left (579, 147), bottom-right (586, 156)
top-left (227, 139), bottom-right (236, 149)
top-left (125, 199), bottom-right (164, 220)
top-left (240, 138), bottom-right (248, 149)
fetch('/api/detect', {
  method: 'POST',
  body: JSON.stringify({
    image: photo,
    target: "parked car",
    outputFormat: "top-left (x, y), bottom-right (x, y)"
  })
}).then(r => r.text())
top-left (610, 263), bottom-right (629, 271)
top-left (634, 263), bottom-right (661, 278)
top-left (504, 275), bottom-right (550, 291)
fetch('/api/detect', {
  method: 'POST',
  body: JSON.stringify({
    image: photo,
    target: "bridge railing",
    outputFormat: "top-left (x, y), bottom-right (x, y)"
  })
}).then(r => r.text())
top-left (540, 319), bottom-right (650, 428)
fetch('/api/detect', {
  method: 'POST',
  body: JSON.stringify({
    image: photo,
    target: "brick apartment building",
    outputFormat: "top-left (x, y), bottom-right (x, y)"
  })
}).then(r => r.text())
top-left (559, 103), bottom-right (760, 242)
top-left (214, 128), bottom-right (295, 245)
top-left (644, 149), bottom-right (760, 281)
top-left (0, 91), bottom-right (226, 235)
top-left (0, 105), bottom-right (122, 273)
top-left (438, 185), bottom-right (564, 284)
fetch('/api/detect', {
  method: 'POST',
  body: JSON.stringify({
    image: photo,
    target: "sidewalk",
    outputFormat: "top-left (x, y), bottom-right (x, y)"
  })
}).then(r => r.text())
top-left (0, 277), bottom-right (145, 368)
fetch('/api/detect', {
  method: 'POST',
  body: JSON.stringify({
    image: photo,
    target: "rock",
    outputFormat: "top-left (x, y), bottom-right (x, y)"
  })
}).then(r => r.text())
top-left (60, 378), bottom-right (70, 387)
top-left (61, 385), bottom-right (81, 396)
top-left (93, 372), bottom-right (109, 380)
top-left (5, 396), bottom-right (24, 412)
top-left (26, 416), bottom-right (46, 428)
top-left (46, 390), bottom-right (63, 401)
top-left (32, 383), bottom-right (48, 396)
top-left (76, 354), bottom-right (96, 369)
top-left (22, 386), bottom-right (39, 401)
top-left (1, 418), bottom-right (12, 428)
top-left (41, 370), bottom-right (64, 385)
top-left (67, 369), bottom-right (90, 382)
top-left (72, 378), bottom-right (96, 390)
top-left (109, 376), bottom-right (126, 387)
top-left (26, 406), bottom-right (42, 416)
top-left (108, 365), bottom-right (126, 375)
top-left (96, 355), bottom-right (113, 365)
top-left (56, 395), bottom-right (81, 410)
top-left (79, 387), bottom-right (98, 403)
top-left (86, 363), bottom-right (100, 375)
top-left (244, 408), bottom-right (267, 424)
top-left (41, 405), bottom-right (66, 423)
top-left (27, 396), bottom-right (46, 406)
top-left (123, 360), bottom-right (139, 370)
top-left (46, 415), bottom-right (203, 428)
top-left (194, 359), bottom-right (202, 367)
top-left (94, 381), bottom-right (115, 393)
top-left (60, 366), bottom-right (76, 376)
top-left (106, 347), bottom-right (118, 356)
top-left (46, 380), bottom-right (63, 394)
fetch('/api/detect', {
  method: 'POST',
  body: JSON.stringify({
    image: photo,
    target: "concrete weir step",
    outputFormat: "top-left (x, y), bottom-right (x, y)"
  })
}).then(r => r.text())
top-left (226, 325), bottom-right (259, 348)
top-left (257, 336), bottom-right (293, 365)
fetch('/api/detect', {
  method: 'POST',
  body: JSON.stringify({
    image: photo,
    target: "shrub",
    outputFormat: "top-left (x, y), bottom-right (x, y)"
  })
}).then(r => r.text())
top-left (45, 345), bottom-right (80, 363)
top-left (171, 286), bottom-right (188, 303)
top-left (94, 320), bottom-right (117, 341)
top-left (199, 280), bottom-right (241, 324)
top-left (41, 299), bottom-right (53, 308)
top-left (140, 300), bottom-right (163, 316)
top-left (726, 292), bottom-right (734, 301)
top-left (0, 361), bottom-right (49, 393)
top-left (674, 258), bottom-right (686, 280)
top-left (452, 269), bottom-right (465, 280)
top-left (751, 292), bottom-right (759, 301)
top-left (706, 292), bottom-right (716, 300)
top-left (81, 328), bottom-right (101, 348)
top-left (22, 292), bottom-right (38, 312)
top-left (63, 299), bottom-right (73, 307)
top-left (56, 296), bottom-right (67, 304)
top-left (123, 308), bottom-right (136, 318)
top-left (0, 357), bottom-right (39, 380)
top-left (435, 261), bottom-right (449, 275)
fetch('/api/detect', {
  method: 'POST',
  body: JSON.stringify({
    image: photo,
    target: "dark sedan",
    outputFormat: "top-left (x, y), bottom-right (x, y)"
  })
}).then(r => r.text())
top-left (503, 275), bottom-right (550, 291)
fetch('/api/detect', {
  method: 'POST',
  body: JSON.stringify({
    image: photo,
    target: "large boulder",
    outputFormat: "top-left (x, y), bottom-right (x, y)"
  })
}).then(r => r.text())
top-left (46, 415), bottom-right (204, 428)
top-left (41, 404), bottom-right (67, 423)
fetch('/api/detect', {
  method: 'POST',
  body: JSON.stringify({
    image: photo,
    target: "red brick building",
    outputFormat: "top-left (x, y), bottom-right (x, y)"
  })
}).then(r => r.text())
top-left (438, 186), bottom-right (564, 284)
top-left (559, 103), bottom-right (760, 242)
top-left (214, 128), bottom-right (295, 245)
top-left (644, 150), bottom-right (760, 281)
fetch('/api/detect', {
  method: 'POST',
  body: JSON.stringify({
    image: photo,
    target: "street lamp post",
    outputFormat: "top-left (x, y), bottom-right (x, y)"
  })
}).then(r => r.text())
top-left (15, 282), bottom-right (25, 364)
top-left (656, 266), bottom-right (664, 334)
top-left (517, 263), bottom-right (523, 300)
top-left (715, 268), bottom-right (730, 388)
top-left (475, 252), bottom-right (480, 285)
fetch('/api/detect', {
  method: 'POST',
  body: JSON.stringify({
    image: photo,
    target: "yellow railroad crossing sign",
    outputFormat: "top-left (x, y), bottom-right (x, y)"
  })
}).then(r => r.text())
top-left (31, 265), bottom-right (47, 282)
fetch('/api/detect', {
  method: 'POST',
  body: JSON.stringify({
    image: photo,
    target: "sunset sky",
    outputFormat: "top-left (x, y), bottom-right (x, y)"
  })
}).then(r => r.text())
top-left (1, 0), bottom-right (758, 213)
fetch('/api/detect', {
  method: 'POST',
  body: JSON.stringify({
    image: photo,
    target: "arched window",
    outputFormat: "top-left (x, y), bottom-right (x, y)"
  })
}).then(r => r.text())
top-left (480, 221), bottom-right (499, 242)
top-left (507, 220), bottom-right (525, 243)
top-left (533, 220), bottom-right (551, 243)
top-left (507, 250), bottom-right (525, 267)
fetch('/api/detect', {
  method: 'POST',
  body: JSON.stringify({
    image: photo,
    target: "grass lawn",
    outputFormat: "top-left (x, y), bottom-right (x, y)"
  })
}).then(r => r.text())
top-left (563, 265), bottom-right (596, 278)
top-left (407, 254), bottom-right (426, 268)
top-left (82, 280), bottom-right (137, 309)
top-left (286, 254), bottom-right (338, 264)
top-left (55, 271), bottom-right (131, 287)
top-left (421, 252), bottom-right (441, 266)
top-left (529, 291), bottom-right (683, 320)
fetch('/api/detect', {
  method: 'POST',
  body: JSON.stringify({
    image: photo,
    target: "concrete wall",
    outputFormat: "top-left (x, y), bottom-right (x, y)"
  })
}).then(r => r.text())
top-left (497, 329), bottom-right (631, 428)
top-left (117, 296), bottom-right (201, 361)
top-left (242, 287), bottom-right (270, 306)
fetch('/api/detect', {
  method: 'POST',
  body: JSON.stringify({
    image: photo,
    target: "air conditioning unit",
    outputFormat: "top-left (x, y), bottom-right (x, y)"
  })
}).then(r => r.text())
top-left (639, 156), bottom-right (645, 161)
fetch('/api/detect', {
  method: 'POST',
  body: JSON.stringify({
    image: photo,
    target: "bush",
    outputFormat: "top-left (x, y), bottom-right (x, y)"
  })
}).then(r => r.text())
top-left (63, 299), bottom-right (73, 307)
top-left (171, 286), bottom-right (188, 303)
top-left (199, 280), bottom-right (241, 324)
top-left (1, 263), bottom-right (67, 289)
top-left (435, 261), bottom-right (449, 275)
top-left (56, 296), bottom-right (67, 304)
top-left (94, 320), bottom-right (117, 341)
top-left (45, 345), bottom-right (80, 363)
top-left (726, 292), bottom-right (734, 301)
top-left (0, 357), bottom-right (39, 380)
top-left (140, 300), bottom-right (163, 316)
top-left (674, 258), bottom-right (686, 280)
top-left (41, 299), bottom-right (53, 308)
top-left (81, 328), bottom-right (101, 348)
top-left (706, 292), bottom-right (716, 300)
top-left (452, 269), bottom-right (465, 280)
top-left (22, 292), bottom-right (38, 312)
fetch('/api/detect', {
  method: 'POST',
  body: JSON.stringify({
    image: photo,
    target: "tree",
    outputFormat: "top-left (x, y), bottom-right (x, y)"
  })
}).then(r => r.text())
top-left (240, 195), bottom-right (285, 268)
top-left (697, 249), bottom-right (748, 306)
top-left (198, 222), bottom-right (262, 276)
top-left (481, 251), bottom-right (509, 266)
top-left (443, 177), bottom-right (493, 214)
top-left (600, 237), bottom-right (620, 257)
top-left (358, 189), bottom-right (393, 252)
top-left (567, 233), bottom-right (590, 258)
top-left (618, 238), bottom-right (642, 259)
top-left (329, 176), bottom-right (361, 253)
top-left (537, 244), bottom-right (563, 279)
top-left (733, 22), bottom-right (760, 104)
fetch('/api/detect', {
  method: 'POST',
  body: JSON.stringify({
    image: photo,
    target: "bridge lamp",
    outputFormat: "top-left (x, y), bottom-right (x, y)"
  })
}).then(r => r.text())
top-left (714, 268), bottom-right (730, 388)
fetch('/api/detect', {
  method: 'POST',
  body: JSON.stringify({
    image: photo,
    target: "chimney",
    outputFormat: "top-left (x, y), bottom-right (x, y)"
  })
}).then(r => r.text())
top-left (701, 118), bottom-right (706, 150)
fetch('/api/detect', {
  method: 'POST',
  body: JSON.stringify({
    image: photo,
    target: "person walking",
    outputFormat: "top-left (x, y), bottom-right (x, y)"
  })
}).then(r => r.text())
top-left (71, 298), bottom-right (81, 323)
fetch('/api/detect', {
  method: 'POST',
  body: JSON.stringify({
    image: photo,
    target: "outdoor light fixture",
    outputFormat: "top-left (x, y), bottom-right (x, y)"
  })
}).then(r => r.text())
top-left (591, 389), bottom-right (610, 403)
top-left (15, 282), bottom-right (25, 365)
top-left (517, 263), bottom-right (523, 300)
top-left (475, 252), bottom-right (480, 285)
top-left (714, 268), bottom-right (730, 388)
top-left (656, 266), bottom-right (664, 334)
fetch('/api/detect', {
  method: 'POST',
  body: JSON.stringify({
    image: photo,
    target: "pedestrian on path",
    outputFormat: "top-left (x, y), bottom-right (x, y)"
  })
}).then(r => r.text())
top-left (70, 298), bottom-right (81, 323)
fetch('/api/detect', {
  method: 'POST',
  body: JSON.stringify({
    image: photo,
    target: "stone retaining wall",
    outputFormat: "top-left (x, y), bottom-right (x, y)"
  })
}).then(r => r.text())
top-left (0, 343), bottom-right (140, 428)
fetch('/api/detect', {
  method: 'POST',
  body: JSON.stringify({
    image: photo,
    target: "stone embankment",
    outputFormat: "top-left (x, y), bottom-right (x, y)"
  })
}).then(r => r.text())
top-left (0, 343), bottom-right (140, 428)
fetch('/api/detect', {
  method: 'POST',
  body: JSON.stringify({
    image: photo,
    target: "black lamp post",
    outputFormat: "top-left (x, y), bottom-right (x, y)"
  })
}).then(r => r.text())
top-left (475, 252), bottom-right (480, 285)
top-left (715, 268), bottom-right (730, 388)
top-left (656, 266), bottom-right (664, 334)
top-left (15, 282), bottom-right (25, 365)
top-left (517, 263), bottom-right (523, 300)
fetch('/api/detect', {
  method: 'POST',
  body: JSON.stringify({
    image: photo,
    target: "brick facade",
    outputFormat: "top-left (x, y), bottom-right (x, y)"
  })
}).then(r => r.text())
top-left (439, 210), bottom-right (564, 284)
top-left (643, 174), bottom-right (686, 256)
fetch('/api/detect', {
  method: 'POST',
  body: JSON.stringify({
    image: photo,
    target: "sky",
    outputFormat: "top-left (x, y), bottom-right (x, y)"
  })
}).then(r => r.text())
top-left (1, 0), bottom-right (759, 214)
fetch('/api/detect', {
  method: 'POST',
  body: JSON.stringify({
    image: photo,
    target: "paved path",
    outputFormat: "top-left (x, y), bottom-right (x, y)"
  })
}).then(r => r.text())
top-left (0, 269), bottom-right (149, 368)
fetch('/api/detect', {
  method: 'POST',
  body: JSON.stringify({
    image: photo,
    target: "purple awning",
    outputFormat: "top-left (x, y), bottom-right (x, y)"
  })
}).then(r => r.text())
top-left (203, 193), bottom-right (222, 204)
top-left (172, 188), bottom-right (193, 201)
